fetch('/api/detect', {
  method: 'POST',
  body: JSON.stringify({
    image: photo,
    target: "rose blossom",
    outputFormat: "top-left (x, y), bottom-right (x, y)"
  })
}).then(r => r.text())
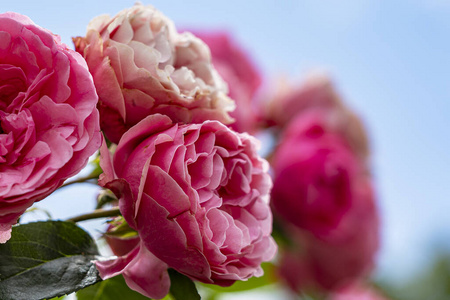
top-left (0, 12), bottom-right (101, 243)
top-left (74, 4), bottom-right (235, 144)
top-left (192, 30), bottom-right (262, 133)
top-left (278, 177), bottom-right (379, 292)
top-left (98, 114), bottom-right (276, 297)
top-left (271, 109), bottom-right (371, 237)
top-left (272, 109), bottom-right (379, 291)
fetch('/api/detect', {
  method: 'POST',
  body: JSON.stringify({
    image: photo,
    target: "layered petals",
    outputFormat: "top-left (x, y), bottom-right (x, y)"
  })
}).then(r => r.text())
top-left (192, 31), bottom-right (262, 133)
top-left (0, 12), bottom-right (101, 242)
top-left (74, 4), bottom-right (235, 143)
top-left (96, 239), bottom-right (170, 299)
top-left (100, 114), bottom-right (276, 293)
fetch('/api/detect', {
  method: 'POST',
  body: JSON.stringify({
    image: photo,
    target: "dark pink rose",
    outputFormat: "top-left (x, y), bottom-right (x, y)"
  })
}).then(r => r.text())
top-left (98, 114), bottom-right (276, 296)
top-left (271, 109), bottom-right (368, 237)
top-left (0, 12), bottom-right (101, 243)
top-left (192, 31), bottom-right (262, 133)
top-left (272, 110), bottom-right (379, 292)
top-left (279, 181), bottom-right (379, 291)
top-left (74, 4), bottom-right (235, 144)
top-left (278, 177), bottom-right (379, 292)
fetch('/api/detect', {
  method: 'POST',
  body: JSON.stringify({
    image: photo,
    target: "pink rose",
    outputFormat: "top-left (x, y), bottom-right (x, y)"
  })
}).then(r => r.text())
top-left (0, 13), bottom-right (101, 243)
top-left (192, 31), bottom-right (262, 133)
top-left (271, 109), bottom-right (369, 237)
top-left (278, 178), bottom-right (379, 292)
top-left (98, 114), bottom-right (276, 297)
top-left (74, 4), bottom-right (235, 144)
top-left (272, 109), bottom-right (379, 291)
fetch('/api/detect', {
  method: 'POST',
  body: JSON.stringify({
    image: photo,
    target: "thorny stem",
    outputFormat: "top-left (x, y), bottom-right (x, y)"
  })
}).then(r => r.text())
top-left (66, 207), bottom-right (121, 223)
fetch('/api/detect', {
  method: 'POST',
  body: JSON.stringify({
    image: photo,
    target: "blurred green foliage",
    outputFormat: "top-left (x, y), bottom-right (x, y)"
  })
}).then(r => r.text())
top-left (378, 251), bottom-right (450, 300)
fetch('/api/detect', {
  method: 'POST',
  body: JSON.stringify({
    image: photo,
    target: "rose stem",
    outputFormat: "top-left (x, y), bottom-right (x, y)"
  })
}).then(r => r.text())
top-left (60, 173), bottom-right (99, 188)
top-left (66, 207), bottom-right (121, 223)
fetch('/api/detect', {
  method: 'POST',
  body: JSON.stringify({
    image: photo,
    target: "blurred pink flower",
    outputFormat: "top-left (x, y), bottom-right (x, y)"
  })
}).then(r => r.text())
top-left (271, 109), bottom-right (370, 237)
top-left (262, 73), bottom-right (341, 127)
top-left (98, 114), bottom-right (276, 297)
top-left (278, 178), bottom-right (379, 291)
top-left (330, 283), bottom-right (388, 300)
top-left (273, 110), bottom-right (379, 292)
top-left (74, 4), bottom-right (235, 144)
top-left (192, 31), bottom-right (262, 133)
top-left (262, 73), bottom-right (370, 159)
top-left (0, 12), bottom-right (101, 243)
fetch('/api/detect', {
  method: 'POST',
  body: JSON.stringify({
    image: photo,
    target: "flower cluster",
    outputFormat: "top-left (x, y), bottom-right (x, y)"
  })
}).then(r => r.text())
top-left (0, 3), bottom-right (381, 299)
top-left (74, 4), bottom-right (276, 299)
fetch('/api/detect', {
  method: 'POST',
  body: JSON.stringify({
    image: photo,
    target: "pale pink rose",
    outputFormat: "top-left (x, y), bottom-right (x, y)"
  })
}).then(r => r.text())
top-left (0, 12), bottom-right (101, 242)
top-left (98, 114), bottom-right (276, 295)
top-left (74, 4), bottom-right (235, 144)
top-left (192, 31), bottom-right (262, 133)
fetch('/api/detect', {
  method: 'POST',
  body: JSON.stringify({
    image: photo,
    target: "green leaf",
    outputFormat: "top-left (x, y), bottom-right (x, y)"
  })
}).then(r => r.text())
top-left (77, 275), bottom-right (151, 300)
top-left (168, 269), bottom-right (200, 300)
top-left (0, 221), bottom-right (102, 300)
top-left (201, 262), bottom-right (276, 294)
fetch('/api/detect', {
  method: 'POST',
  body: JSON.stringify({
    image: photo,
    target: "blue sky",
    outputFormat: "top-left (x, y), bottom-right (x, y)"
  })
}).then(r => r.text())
top-left (6, 0), bottom-right (450, 284)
